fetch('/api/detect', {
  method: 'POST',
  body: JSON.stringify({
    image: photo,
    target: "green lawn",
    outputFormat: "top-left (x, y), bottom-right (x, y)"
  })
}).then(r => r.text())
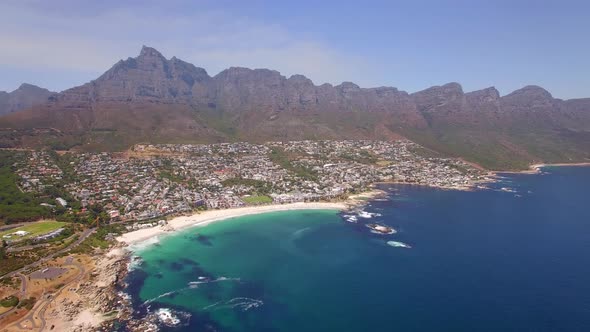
top-left (0, 221), bottom-right (68, 241)
top-left (242, 195), bottom-right (273, 205)
top-left (0, 295), bottom-right (19, 308)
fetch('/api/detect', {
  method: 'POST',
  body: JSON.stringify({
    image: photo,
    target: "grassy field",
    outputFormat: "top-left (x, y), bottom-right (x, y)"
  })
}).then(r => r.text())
top-left (0, 221), bottom-right (68, 241)
top-left (0, 295), bottom-right (19, 308)
top-left (242, 195), bottom-right (273, 205)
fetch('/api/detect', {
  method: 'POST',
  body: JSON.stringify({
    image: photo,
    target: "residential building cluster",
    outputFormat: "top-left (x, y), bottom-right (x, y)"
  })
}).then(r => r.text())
top-left (15, 151), bottom-right (63, 193)
top-left (13, 140), bottom-right (493, 221)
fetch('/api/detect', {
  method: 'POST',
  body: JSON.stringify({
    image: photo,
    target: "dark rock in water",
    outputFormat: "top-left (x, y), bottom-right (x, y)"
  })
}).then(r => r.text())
top-left (193, 233), bottom-right (214, 246)
top-left (169, 261), bottom-right (184, 271)
top-left (179, 258), bottom-right (199, 266)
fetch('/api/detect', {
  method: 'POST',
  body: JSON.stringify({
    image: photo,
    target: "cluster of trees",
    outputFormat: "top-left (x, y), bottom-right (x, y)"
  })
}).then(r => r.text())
top-left (268, 147), bottom-right (318, 181)
top-left (0, 240), bottom-right (7, 260)
top-left (0, 151), bottom-right (52, 224)
top-left (72, 224), bottom-right (124, 254)
top-left (0, 295), bottom-right (19, 308)
top-left (16, 297), bottom-right (36, 310)
top-left (221, 178), bottom-right (273, 195)
top-left (339, 150), bottom-right (378, 165)
top-left (0, 151), bottom-right (106, 225)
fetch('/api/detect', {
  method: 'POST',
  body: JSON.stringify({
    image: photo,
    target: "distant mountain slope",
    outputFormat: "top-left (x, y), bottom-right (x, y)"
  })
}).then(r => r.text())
top-left (0, 46), bottom-right (588, 170)
top-left (0, 83), bottom-right (55, 115)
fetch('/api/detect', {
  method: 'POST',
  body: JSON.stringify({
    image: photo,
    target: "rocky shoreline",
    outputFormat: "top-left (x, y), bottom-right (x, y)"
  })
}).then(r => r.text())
top-left (82, 246), bottom-right (166, 332)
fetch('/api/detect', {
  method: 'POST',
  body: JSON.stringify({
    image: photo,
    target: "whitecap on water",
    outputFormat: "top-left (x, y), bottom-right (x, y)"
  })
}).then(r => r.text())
top-left (203, 297), bottom-right (264, 312)
top-left (154, 308), bottom-right (191, 327)
top-left (127, 255), bottom-right (144, 271)
top-left (387, 241), bottom-right (411, 249)
top-left (357, 210), bottom-right (382, 218)
top-left (129, 236), bottom-right (161, 253)
top-left (143, 290), bottom-right (177, 305)
top-left (188, 276), bottom-right (241, 288)
top-left (342, 214), bottom-right (358, 223)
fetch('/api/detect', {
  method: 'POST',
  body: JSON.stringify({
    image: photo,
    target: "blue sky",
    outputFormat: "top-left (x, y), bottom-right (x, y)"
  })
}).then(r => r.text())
top-left (1, 0), bottom-right (589, 99)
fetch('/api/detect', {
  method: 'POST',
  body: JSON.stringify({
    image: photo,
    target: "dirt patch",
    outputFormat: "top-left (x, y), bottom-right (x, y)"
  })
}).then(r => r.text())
top-left (30, 267), bottom-right (68, 280)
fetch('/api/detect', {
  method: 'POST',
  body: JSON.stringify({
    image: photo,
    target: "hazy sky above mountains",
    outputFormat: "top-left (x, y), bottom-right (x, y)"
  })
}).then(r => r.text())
top-left (1, 0), bottom-right (589, 99)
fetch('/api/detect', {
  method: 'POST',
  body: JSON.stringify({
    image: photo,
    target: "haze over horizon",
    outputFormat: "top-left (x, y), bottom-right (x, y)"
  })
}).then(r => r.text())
top-left (1, 0), bottom-right (589, 99)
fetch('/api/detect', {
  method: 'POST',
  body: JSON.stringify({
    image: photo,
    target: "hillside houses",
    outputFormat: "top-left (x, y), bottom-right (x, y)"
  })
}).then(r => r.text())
top-left (13, 140), bottom-right (493, 221)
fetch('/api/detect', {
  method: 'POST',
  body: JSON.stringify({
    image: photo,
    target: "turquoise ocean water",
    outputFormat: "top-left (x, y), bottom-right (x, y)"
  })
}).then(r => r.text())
top-left (125, 166), bottom-right (590, 331)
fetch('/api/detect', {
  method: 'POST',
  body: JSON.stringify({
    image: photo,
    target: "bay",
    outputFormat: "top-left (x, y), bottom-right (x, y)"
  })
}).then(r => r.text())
top-left (126, 166), bottom-right (590, 331)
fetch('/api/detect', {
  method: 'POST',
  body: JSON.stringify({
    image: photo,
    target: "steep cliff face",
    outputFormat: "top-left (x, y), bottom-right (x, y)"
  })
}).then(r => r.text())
top-left (0, 83), bottom-right (55, 115)
top-left (55, 46), bottom-right (211, 105)
top-left (0, 46), bottom-right (588, 169)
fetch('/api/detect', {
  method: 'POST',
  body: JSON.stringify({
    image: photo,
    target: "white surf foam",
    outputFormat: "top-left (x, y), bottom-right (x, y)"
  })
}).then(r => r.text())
top-left (387, 240), bottom-right (411, 248)
top-left (188, 276), bottom-right (241, 288)
top-left (203, 297), bottom-right (264, 312)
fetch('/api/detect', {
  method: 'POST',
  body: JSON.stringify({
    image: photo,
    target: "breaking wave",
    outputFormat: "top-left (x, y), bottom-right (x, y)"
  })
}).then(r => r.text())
top-left (387, 240), bottom-right (411, 249)
top-left (188, 276), bottom-right (241, 288)
top-left (203, 297), bottom-right (264, 312)
top-left (357, 210), bottom-right (382, 219)
top-left (141, 276), bottom-right (241, 306)
top-left (143, 290), bottom-right (177, 305)
top-left (129, 236), bottom-right (161, 253)
top-left (127, 255), bottom-right (144, 271)
top-left (153, 307), bottom-right (192, 327)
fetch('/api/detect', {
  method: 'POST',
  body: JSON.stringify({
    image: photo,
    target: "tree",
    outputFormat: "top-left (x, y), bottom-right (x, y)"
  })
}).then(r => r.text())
top-left (0, 240), bottom-right (7, 260)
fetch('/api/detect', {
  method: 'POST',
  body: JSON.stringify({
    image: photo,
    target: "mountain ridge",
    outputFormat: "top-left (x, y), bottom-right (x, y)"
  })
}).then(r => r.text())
top-left (0, 83), bottom-right (55, 116)
top-left (0, 46), bottom-right (588, 170)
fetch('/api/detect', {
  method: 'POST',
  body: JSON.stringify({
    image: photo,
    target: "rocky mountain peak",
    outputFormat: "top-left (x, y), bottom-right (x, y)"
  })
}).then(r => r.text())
top-left (337, 82), bottom-right (361, 94)
top-left (287, 74), bottom-right (313, 85)
top-left (466, 87), bottom-right (500, 102)
top-left (411, 82), bottom-right (465, 113)
top-left (510, 85), bottom-right (553, 99)
top-left (437, 82), bottom-right (464, 96)
top-left (501, 85), bottom-right (554, 109)
top-left (17, 83), bottom-right (44, 91)
top-left (139, 45), bottom-right (165, 59)
top-left (412, 82), bottom-right (464, 97)
top-left (0, 83), bottom-right (55, 115)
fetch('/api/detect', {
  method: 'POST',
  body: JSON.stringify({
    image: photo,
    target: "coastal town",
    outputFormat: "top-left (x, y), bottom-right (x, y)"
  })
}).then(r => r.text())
top-left (0, 139), bottom-right (496, 331)
top-left (13, 140), bottom-right (493, 223)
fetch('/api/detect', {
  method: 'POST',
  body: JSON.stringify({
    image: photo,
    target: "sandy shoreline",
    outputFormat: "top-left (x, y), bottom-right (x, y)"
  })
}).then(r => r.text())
top-left (117, 202), bottom-right (348, 246)
top-left (531, 162), bottom-right (590, 168)
top-left (499, 162), bottom-right (590, 174)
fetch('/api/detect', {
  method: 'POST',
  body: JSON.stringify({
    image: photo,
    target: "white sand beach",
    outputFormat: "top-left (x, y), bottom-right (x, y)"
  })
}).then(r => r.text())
top-left (116, 202), bottom-right (348, 245)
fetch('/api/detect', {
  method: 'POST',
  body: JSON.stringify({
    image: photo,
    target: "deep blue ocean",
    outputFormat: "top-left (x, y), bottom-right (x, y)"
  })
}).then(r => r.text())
top-left (125, 166), bottom-right (590, 331)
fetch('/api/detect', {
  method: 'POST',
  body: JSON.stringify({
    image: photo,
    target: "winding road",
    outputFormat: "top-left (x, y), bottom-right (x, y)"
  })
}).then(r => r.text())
top-left (15, 257), bottom-right (85, 331)
top-left (0, 228), bottom-right (95, 325)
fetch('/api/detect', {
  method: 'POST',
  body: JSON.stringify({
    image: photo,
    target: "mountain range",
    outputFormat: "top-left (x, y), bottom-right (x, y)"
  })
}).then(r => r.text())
top-left (0, 46), bottom-right (588, 170)
top-left (0, 83), bottom-right (55, 116)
